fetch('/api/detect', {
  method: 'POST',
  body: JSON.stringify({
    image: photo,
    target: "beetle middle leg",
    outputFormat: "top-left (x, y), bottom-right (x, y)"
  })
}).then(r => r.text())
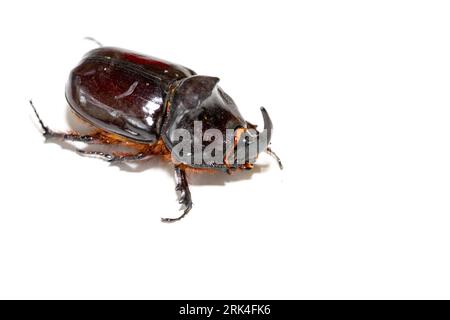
top-left (161, 166), bottom-right (193, 223)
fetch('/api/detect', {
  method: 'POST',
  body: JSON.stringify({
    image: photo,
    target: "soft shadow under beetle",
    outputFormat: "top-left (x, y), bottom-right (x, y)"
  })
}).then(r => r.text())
top-left (31, 45), bottom-right (282, 222)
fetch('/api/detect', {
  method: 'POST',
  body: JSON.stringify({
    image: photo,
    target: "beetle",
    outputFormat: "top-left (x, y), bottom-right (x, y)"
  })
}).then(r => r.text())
top-left (30, 45), bottom-right (282, 222)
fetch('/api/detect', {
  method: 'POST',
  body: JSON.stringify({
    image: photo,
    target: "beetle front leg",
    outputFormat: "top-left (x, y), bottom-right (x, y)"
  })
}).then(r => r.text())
top-left (30, 100), bottom-right (102, 143)
top-left (161, 166), bottom-right (193, 223)
top-left (266, 147), bottom-right (283, 170)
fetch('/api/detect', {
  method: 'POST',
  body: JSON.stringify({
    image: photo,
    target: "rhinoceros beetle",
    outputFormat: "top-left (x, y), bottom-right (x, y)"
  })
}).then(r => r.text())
top-left (30, 45), bottom-right (282, 222)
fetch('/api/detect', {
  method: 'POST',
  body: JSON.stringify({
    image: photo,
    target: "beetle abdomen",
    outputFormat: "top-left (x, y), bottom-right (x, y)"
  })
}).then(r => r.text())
top-left (65, 47), bottom-right (195, 143)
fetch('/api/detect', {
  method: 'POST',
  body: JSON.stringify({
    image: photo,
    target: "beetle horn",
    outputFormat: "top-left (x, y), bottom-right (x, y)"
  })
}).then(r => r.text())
top-left (257, 107), bottom-right (283, 169)
top-left (258, 106), bottom-right (273, 151)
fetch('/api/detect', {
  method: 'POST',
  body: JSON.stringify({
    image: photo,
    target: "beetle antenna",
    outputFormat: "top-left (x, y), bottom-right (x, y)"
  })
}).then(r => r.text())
top-left (29, 100), bottom-right (50, 136)
top-left (266, 147), bottom-right (283, 170)
top-left (84, 37), bottom-right (103, 47)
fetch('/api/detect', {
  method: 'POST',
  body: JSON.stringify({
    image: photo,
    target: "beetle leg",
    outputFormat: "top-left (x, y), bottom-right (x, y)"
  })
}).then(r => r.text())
top-left (266, 147), bottom-right (283, 170)
top-left (84, 36), bottom-right (103, 47)
top-left (76, 150), bottom-right (147, 162)
top-left (161, 166), bottom-right (193, 223)
top-left (30, 100), bottom-right (102, 143)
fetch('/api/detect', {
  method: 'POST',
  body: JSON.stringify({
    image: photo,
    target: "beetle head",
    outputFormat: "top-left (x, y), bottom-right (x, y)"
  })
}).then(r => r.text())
top-left (161, 75), bottom-right (273, 170)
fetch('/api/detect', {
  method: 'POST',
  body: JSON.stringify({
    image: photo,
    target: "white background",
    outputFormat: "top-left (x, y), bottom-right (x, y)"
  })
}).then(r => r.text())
top-left (1, 0), bottom-right (450, 299)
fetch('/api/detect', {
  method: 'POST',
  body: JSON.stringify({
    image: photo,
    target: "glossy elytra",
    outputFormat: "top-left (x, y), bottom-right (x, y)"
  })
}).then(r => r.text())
top-left (30, 44), bottom-right (282, 222)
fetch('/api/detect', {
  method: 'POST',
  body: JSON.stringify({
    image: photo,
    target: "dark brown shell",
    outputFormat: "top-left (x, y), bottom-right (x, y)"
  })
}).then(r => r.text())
top-left (65, 47), bottom-right (195, 142)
